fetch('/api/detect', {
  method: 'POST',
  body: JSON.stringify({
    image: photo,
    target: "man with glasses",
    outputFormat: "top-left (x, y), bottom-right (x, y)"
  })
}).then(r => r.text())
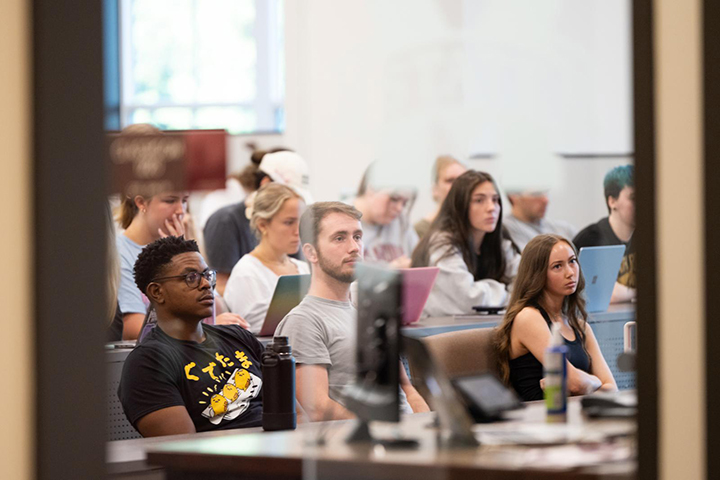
top-left (118, 236), bottom-right (264, 437)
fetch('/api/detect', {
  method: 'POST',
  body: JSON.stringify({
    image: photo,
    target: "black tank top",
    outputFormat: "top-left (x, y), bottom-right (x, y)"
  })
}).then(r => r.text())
top-left (508, 305), bottom-right (591, 401)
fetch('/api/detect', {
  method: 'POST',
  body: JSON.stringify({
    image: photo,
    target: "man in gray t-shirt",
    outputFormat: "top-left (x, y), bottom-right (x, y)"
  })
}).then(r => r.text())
top-left (276, 202), bottom-right (428, 421)
top-left (276, 295), bottom-right (357, 405)
top-left (504, 190), bottom-right (577, 251)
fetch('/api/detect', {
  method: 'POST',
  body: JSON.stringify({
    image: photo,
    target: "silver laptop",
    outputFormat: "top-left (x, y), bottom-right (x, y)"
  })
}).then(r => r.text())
top-left (258, 274), bottom-right (311, 337)
top-left (578, 245), bottom-right (626, 313)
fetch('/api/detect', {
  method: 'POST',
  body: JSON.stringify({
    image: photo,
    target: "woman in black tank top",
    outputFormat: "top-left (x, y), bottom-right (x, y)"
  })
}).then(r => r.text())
top-left (495, 234), bottom-right (617, 401)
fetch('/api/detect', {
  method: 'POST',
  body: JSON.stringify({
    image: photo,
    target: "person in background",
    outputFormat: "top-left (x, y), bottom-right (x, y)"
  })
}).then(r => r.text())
top-left (411, 170), bottom-right (521, 316)
top-left (414, 155), bottom-right (467, 239)
top-left (116, 125), bottom-right (247, 340)
top-left (353, 165), bottom-right (418, 268)
top-left (503, 190), bottom-right (577, 252)
top-left (106, 202), bottom-right (123, 342)
top-left (204, 151), bottom-right (312, 295)
top-left (573, 165), bottom-right (635, 303)
top-left (495, 234), bottom-right (617, 401)
top-left (197, 144), bottom-right (285, 230)
top-left (223, 184), bottom-right (310, 333)
top-left (118, 237), bottom-right (264, 437)
top-left (276, 202), bottom-right (429, 421)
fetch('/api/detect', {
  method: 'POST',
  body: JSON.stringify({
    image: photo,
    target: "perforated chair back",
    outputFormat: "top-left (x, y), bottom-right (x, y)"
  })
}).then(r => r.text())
top-left (107, 348), bottom-right (142, 441)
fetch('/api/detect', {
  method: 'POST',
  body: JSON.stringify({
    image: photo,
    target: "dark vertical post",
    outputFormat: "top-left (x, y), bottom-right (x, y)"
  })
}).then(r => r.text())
top-left (633, 1), bottom-right (658, 479)
top-left (705, 0), bottom-right (720, 477)
top-left (33, 0), bottom-right (107, 478)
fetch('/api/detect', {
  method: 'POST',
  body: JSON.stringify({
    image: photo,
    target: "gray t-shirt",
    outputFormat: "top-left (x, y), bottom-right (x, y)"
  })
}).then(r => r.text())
top-left (503, 213), bottom-right (577, 252)
top-left (276, 295), bottom-right (410, 412)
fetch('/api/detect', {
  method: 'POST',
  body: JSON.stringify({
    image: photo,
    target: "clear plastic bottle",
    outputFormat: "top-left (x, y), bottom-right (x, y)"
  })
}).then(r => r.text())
top-left (544, 323), bottom-right (568, 423)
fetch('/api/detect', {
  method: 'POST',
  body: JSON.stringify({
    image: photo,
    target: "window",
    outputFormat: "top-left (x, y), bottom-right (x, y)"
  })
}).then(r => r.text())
top-left (118, 0), bottom-right (284, 134)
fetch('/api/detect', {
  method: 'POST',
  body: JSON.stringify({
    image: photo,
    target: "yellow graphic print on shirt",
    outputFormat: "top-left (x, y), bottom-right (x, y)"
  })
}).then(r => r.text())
top-left (188, 350), bottom-right (262, 426)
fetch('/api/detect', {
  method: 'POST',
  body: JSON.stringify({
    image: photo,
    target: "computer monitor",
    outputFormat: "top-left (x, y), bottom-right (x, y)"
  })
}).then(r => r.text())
top-left (342, 263), bottom-right (409, 444)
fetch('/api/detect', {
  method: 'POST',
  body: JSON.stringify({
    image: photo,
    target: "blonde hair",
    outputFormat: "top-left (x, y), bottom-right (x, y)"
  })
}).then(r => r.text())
top-left (249, 183), bottom-right (301, 239)
top-left (114, 124), bottom-right (162, 229)
top-left (105, 204), bottom-right (120, 324)
top-left (494, 234), bottom-right (590, 384)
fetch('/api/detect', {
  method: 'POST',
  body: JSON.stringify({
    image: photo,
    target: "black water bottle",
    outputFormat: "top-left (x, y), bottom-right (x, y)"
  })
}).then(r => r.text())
top-left (261, 336), bottom-right (296, 431)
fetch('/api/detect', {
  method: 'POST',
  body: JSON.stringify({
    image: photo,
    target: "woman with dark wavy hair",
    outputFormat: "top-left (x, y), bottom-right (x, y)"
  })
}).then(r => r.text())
top-left (411, 170), bottom-right (520, 315)
top-left (495, 234), bottom-right (617, 401)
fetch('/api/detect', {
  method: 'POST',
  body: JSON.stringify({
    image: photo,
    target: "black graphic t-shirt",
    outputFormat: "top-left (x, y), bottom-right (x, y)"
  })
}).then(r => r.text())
top-left (118, 324), bottom-right (264, 433)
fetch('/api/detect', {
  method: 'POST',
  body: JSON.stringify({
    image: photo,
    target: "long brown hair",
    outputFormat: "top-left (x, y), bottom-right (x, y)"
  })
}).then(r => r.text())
top-left (411, 170), bottom-right (514, 282)
top-left (495, 234), bottom-right (590, 384)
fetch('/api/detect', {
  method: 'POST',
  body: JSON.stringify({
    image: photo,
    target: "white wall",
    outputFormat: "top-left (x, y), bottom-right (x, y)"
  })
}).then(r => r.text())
top-left (196, 0), bottom-right (634, 234)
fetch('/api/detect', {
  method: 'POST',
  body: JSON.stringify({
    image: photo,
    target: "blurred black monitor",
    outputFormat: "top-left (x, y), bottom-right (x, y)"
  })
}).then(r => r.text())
top-left (343, 264), bottom-right (408, 444)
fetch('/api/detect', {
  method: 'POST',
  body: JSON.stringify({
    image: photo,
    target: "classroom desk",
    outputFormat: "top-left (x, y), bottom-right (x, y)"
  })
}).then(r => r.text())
top-left (130, 397), bottom-right (634, 480)
top-left (403, 303), bottom-right (635, 338)
top-left (404, 304), bottom-right (636, 390)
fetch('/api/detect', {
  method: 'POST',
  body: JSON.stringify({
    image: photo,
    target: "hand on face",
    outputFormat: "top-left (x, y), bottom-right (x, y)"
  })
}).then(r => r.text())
top-left (159, 213), bottom-right (186, 238)
top-left (141, 192), bottom-right (189, 240)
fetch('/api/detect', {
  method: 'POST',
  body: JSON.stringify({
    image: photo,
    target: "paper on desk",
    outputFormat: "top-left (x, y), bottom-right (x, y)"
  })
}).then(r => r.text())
top-left (520, 443), bottom-right (633, 470)
top-left (475, 423), bottom-right (633, 446)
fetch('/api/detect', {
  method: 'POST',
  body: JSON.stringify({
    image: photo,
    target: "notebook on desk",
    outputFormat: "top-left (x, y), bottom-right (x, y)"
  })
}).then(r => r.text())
top-left (258, 274), bottom-right (311, 337)
top-left (578, 245), bottom-right (626, 313)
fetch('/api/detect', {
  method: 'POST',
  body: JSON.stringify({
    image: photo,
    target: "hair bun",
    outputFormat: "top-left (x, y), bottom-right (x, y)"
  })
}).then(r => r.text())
top-left (244, 191), bottom-right (257, 220)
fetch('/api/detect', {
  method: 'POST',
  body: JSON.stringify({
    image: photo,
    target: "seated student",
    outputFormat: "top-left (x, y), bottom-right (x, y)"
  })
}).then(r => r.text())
top-left (503, 190), bottom-right (577, 252)
top-left (223, 183), bottom-right (310, 334)
top-left (204, 151), bottom-right (312, 296)
top-left (414, 155), bottom-right (467, 239)
top-left (411, 170), bottom-right (521, 316)
top-left (573, 165), bottom-right (635, 303)
top-left (495, 234), bottom-right (617, 401)
top-left (118, 237), bottom-right (264, 437)
top-left (275, 202), bottom-right (429, 421)
top-left (115, 130), bottom-right (247, 340)
top-left (353, 165), bottom-right (418, 268)
top-left (197, 143), bottom-right (269, 230)
top-left (114, 125), bottom-right (247, 340)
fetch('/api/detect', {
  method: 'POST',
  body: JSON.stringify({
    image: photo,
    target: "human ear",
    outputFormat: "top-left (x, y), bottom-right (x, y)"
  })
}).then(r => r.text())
top-left (260, 176), bottom-right (272, 187)
top-left (256, 218), bottom-right (269, 236)
top-left (431, 183), bottom-right (442, 203)
top-left (134, 195), bottom-right (148, 211)
top-left (608, 195), bottom-right (618, 211)
top-left (146, 283), bottom-right (165, 305)
top-left (303, 243), bottom-right (318, 264)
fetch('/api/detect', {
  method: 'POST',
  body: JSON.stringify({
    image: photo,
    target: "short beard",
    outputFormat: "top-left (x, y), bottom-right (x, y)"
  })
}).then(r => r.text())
top-left (316, 249), bottom-right (354, 284)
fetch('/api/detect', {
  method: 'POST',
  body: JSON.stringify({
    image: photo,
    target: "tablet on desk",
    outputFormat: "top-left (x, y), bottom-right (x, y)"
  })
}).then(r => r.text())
top-left (472, 306), bottom-right (505, 315)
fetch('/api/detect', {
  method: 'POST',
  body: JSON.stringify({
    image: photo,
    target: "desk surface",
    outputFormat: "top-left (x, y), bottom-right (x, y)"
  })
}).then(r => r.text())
top-left (130, 398), bottom-right (635, 480)
top-left (403, 303), bottom-right (635, 338)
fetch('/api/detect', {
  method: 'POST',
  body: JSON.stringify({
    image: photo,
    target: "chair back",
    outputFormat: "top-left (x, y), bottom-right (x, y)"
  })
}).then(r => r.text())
top-left (408, 327), bottom-right (500, 390)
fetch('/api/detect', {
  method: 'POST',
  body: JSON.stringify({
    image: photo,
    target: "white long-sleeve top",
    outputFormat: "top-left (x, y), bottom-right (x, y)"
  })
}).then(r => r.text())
top-left (422, 236), bottom-right (521, 317)
top-left (223, 254), bottom-right (310, 334)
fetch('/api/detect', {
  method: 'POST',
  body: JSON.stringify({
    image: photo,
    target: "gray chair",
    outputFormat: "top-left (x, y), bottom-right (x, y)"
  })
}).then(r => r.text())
top-left (107, 348), bottom-right (142, 441)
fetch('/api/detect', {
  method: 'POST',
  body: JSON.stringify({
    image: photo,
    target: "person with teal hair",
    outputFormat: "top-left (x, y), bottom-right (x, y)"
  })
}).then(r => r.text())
top-left (573, 164), bottom-right (635, 303)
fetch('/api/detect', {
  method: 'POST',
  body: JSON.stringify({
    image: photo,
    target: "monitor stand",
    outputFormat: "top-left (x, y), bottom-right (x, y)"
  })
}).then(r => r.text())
top-left (346, 420), bottom-right (419, 449)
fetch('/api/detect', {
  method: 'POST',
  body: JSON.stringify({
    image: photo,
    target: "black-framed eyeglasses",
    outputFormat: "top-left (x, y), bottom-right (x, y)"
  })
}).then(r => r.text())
top-left (151, 269), bottom-right (217, 289)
